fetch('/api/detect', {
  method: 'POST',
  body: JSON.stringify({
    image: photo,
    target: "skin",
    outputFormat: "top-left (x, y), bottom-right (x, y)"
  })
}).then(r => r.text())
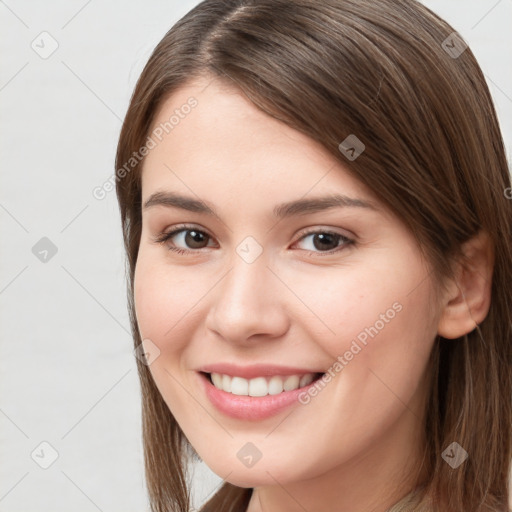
top-left (133, 75), bottom-right (494, 512)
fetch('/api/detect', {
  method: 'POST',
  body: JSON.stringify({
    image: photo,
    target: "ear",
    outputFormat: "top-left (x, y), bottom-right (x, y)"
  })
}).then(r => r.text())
top-left (437, 230), bottom-right (494, 339)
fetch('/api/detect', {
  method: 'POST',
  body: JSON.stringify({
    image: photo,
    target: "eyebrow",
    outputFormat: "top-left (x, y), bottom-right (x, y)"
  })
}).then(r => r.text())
top-left (143, 191), bottom-right (379, 218)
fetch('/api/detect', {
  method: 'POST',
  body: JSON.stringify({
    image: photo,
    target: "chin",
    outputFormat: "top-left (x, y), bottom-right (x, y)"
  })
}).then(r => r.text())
top-left (205, 453), bottom-right (309, 488)
top-left (223, 471), bottom-right (277, 488)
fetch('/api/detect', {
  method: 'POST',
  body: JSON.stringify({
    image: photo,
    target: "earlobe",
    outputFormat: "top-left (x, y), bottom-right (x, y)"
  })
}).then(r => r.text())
top-left (436, 230), bottom-right (494, 340)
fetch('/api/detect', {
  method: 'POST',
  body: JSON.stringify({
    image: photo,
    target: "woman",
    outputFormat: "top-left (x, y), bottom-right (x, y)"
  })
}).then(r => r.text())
top-left (115, 1), bottom-right (512, 510)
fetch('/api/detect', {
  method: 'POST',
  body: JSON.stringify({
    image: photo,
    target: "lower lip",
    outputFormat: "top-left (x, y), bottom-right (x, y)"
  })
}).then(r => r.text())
top-left (198, 372), bottom-right (322, 421)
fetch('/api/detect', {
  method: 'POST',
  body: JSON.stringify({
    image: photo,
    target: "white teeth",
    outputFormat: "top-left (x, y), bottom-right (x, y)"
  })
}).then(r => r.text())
top-left (209, 372), bottom-right (319, 396)
top-left (300, 374), bottom-right (315, 387)
top-left (222, 374), bottom-right (231, 393)
top-left (249, 377), bottom-right (268, 397)
top-left (268, 376), bottom-right (283, 395)
top-left (231, 376), bottom-right (248, 395)
top-left (211, 373), bottom-right (223, 389)
top-left (283, 375), bottom-right (299, 391)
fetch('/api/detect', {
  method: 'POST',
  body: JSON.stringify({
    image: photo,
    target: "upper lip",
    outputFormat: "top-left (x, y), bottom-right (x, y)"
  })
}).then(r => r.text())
top-left (197, 363), bottom-right (324, 380)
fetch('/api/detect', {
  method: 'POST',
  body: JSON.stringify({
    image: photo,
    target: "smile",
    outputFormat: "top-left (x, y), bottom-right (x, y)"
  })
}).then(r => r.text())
top-left (198, 370), bottom-right (326, 421)
top-left (208, 372), bottom-right (321, 396)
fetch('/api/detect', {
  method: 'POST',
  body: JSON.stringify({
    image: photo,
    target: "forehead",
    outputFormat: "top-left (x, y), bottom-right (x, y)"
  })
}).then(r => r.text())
top-left (141, 76), bottom-right (382, 214)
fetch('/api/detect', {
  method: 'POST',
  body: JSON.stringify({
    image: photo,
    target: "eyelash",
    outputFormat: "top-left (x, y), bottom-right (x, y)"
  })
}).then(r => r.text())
top-left (152, 223), bottom-right (355, 258)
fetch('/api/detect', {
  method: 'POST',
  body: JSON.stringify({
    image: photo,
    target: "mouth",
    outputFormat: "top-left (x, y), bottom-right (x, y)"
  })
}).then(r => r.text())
top-left (198, 370), bottom-right (326, 421)
top-left (201, 371), bottom-right (325, 397)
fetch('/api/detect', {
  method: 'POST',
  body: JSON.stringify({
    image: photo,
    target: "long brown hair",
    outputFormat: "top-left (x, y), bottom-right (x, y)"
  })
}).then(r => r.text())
top-left (115, 1), bottom-right (512, 510)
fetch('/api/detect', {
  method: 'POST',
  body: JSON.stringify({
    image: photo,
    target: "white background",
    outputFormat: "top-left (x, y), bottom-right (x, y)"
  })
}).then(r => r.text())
top-left (0, 1), bottom-right (511, 511)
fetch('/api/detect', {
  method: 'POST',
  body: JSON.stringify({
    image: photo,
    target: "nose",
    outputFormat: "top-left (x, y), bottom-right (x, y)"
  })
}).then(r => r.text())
top-left (205, 251), bottom-right (290, 344)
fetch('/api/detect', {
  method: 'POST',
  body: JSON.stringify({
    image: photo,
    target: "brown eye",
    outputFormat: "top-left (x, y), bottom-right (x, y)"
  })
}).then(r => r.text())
top-left (179, 229), bottom-right (209, 249)
top-left (294, 230), bottom-right (354, 256)
top-left (154, 226), bottom-right (354, 257)
top-left (155, 226), bottom-right (214, 254)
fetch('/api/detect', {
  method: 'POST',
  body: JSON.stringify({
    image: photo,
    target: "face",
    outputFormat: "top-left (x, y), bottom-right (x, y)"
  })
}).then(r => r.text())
top-left (134, 76), bottom-right (441, 490)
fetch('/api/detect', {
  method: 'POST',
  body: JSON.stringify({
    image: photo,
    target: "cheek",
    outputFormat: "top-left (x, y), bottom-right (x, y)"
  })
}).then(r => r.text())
top-left (133, 253), bottom-right (201, 347)
top-left (293, 254), bottom-right (437, 383)
top-left (335, 274), bottom-right (437, 419)
top-left (133, 256), bottom-right (202, 409)
top-left (283, 263), bottom-right (414, 350)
